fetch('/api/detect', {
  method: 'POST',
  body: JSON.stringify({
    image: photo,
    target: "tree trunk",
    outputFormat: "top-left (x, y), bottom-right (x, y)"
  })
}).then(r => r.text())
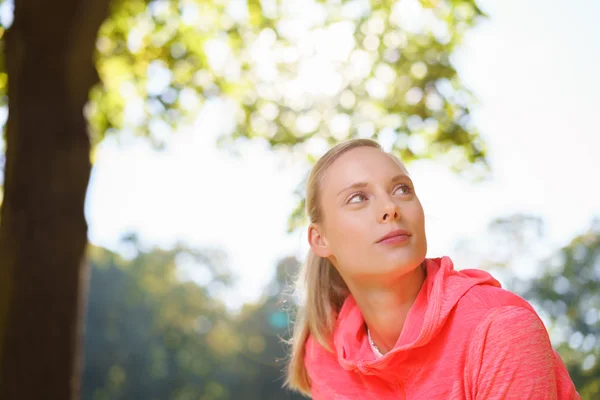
top-left (0, 0), bottom-right (111, 398)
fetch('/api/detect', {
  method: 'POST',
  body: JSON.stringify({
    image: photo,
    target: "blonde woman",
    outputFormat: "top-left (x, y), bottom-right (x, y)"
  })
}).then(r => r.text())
top-left (285, 139), bottom-right (579, 399)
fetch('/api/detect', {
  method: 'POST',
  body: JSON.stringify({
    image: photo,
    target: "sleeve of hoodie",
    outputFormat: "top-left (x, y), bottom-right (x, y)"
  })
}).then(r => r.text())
top-left (466, 306), bottom-right (580, 400)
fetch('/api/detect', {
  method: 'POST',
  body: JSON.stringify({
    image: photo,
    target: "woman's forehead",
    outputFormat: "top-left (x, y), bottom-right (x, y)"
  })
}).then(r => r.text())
top-left (321, 147), bottom-right (408, 190)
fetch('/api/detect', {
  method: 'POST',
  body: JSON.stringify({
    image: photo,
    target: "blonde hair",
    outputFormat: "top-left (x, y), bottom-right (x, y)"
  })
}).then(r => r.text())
top-left (285, 138), bottom-right (384, 396)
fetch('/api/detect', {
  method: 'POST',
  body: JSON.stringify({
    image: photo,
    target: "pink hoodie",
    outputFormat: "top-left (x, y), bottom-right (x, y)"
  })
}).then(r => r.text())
top-left (304, 257), bottom-right (580, 399)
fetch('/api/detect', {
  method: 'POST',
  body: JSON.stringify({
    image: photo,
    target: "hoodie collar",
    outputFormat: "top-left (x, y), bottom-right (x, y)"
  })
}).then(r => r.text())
top-left (333, 256), bottom-right (501, 373)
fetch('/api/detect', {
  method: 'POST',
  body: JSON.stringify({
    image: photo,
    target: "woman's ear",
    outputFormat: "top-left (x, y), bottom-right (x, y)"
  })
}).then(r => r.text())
top-left (308, 224), bottom-right (333, 258)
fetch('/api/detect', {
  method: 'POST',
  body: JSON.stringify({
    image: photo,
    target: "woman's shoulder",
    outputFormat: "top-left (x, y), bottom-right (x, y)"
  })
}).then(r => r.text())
top-left (454, 277), bottom-right (537, 315)
top-left (447, 280), bottom-right (546, 350)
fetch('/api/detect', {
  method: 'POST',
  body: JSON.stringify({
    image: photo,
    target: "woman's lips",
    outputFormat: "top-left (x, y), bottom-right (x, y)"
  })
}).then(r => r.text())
top-left (376, 229), bottom-right (412, 244)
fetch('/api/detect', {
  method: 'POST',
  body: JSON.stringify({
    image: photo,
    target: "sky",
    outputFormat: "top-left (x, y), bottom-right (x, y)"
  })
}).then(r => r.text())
top-left (85, 0), bottom-right (600, 309)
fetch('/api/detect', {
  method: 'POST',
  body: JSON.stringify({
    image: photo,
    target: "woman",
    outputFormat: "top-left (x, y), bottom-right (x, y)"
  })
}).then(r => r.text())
top-left (285, 138), bottom-right (579, 399)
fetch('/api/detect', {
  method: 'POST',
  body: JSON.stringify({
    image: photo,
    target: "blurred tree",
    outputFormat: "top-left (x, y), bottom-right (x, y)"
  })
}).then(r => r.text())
top-left (83, 240), bottom-right (238, 399)
top-left (0, 0), bottom-right (489, 397)
top-left (229, 256), bottom-right (303, 400)
top-left (83, 240), bottom-right (307, 399)
top-left (0, 0), bottom-right (113, 398)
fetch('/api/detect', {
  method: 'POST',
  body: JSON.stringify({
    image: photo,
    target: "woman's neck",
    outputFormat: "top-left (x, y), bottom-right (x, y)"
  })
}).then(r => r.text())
top-left (349, 263), bottom-right (426, 355)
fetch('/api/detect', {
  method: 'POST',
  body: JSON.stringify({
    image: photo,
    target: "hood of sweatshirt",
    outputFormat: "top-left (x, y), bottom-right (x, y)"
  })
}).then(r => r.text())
top-left (333, 256), bottom-right (501, 373)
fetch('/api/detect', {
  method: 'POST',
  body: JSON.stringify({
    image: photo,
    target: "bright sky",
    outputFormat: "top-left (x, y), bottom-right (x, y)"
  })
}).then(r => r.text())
top-left (86, 0), bottom-right (600, 309)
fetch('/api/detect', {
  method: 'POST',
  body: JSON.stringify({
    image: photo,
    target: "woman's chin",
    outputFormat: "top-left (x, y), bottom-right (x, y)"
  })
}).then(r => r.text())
top-left (382, 254), bottom-right (426, 273)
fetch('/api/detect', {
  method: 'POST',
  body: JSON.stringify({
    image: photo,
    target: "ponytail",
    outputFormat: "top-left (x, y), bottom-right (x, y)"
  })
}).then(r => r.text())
top-left (285, 250), bottom-right (349, 395)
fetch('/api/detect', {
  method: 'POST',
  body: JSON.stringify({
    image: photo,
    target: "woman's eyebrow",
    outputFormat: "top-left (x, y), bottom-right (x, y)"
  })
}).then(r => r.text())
top-left (336, 174), bottom-right (411, 197)
top-left (336, 181), bottom-right (368, 197)
top-left (390, 173), bottom-right (411, 183)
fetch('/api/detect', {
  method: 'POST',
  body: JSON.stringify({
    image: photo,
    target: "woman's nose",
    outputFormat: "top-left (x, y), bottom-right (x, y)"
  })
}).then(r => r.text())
top-left (378, 198), bottom-right (400, 223)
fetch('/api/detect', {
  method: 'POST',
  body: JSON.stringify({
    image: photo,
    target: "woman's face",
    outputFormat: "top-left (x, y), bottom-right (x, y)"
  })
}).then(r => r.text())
top-left (309, 146), bottom-right (427, 283)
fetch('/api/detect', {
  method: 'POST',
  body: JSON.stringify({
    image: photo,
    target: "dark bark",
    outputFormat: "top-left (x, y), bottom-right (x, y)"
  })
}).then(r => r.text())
top-left (0, 0), bottom-right (111, 398)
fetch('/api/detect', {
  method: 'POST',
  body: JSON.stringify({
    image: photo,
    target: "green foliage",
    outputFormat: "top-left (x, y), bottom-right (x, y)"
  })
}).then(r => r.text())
top-left (227, 256), bottom-right (303, 399)
top-left (0, 0), bottom-right (490, 226)
top-left (86, 0), bottom-right (488, 161)
top-left (83, 242), bottom-right (235, 399)
top-left (0, 0), bottom-right (490, 227)
top-left (83, 241), bottom-right (304, 399)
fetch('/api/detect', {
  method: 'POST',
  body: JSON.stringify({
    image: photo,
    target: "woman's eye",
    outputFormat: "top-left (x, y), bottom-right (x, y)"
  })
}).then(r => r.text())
top-left (348, 193), bottom-right (367, 203)
top-left (394, 184), bottom-right (413, 195)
